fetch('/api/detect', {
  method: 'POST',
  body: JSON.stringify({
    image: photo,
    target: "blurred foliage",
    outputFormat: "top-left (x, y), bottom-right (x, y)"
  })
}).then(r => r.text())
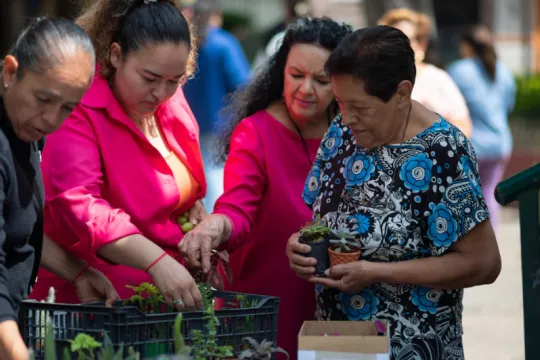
top-left (513, 75), bottom-right (540, 119)
top-left (221, 10), bottom-right (263, 64)
top-left (221, 11), bottom-right (251, 33)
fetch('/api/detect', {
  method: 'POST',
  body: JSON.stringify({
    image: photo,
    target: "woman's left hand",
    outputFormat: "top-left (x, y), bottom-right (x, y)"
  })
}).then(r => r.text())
top-left (309, 260), bottom-right (378, 293)
top-left (188, 200), bottom-right (207, 226)
top-left (73, 267), bottom-right (120, 306)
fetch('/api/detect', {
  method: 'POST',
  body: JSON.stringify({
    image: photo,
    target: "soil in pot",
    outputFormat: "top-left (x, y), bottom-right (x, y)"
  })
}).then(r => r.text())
top-left (328, 247), bottom-right (361, 266)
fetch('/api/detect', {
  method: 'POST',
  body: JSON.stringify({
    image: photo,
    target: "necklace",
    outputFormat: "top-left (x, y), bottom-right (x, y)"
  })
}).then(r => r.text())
top-left (290, 110), bottom-right (332, 167)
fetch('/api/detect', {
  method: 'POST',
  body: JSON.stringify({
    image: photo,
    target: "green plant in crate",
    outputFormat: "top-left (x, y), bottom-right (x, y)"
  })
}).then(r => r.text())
top-left (68, 333), bottom-right (102, 359)
top-left (231, 294), bottom-right (260, 334)
top-left (34, 310), bottom-right (142, 360)
top-left (197, 282), bottom-right (215, 311)
top-left (124, 282), bottom-right (166, 312)
top-left (124, 282), bottom-right (169, 356)
top-left (190, 306), bottom-right (234, 360)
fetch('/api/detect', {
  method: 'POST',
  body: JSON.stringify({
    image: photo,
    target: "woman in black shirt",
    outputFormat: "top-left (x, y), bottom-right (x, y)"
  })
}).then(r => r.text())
top-left (0, 17), bottom-right (118, 360)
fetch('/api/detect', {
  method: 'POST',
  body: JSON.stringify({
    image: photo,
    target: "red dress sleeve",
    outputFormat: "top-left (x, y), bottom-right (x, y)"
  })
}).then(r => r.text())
top-left (213, 119), bottom-right (267, 251)
top-left (41, 109), bottom-right (141, 260)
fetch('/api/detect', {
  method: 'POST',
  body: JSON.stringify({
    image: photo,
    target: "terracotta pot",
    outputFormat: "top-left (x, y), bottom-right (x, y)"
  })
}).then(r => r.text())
top-left (328, 247), bottom-right (361, 266)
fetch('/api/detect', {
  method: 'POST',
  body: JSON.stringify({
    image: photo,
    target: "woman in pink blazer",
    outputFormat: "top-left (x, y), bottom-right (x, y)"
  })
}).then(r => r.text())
top-left (30, 0), bottom-right (207, 310)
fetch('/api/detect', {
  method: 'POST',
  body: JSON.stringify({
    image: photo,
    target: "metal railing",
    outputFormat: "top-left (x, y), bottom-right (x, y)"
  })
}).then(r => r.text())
top-left (495, 163), bottom-right (540, 360)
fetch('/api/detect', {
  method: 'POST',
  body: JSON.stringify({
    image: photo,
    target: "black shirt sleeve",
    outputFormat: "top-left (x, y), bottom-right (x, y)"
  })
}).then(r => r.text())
top-left (0, 152), bottom-right (15, 323)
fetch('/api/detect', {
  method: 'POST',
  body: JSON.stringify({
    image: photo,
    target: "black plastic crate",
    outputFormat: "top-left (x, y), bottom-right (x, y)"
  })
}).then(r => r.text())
top-left (19, 290), bottom-right (279, 359)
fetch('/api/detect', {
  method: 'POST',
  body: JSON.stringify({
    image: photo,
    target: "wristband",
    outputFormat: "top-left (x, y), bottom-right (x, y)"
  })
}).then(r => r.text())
top-left (146, 252), bottom-right (167, 273)
top-left (70, 263), bottom-right (90, 284)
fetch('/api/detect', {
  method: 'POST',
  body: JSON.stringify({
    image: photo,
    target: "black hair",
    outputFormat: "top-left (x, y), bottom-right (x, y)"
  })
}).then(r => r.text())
top-left (1, 17), bottom-right (95, 81)
top-left (325, 25), bottom-right (416, 103)
top-left (217, 16), bottom-right (353, 163)
top-left (461, 25), bottom-right (497, 81)
top-left (76, 0), bottom-right (195, 80)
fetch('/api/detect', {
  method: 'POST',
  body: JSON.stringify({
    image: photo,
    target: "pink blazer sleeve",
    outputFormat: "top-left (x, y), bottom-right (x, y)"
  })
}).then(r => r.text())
top-left (213, 119), bottom-right (267, 251)
top-left (41, 109), bottom-right (141, 259)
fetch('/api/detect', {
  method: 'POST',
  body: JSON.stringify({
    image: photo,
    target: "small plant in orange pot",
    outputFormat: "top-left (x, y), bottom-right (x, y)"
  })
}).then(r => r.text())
top-left (328, 231), bottom-right (362, 266)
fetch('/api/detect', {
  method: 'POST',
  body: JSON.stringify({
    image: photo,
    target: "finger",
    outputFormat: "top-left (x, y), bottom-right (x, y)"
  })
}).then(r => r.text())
top-left (173, 297), bottom-right (186, 311)
top-left (190, 285), bottom-right (204, 310)
top-left (178, 237), bottom-right (188, 256)
top-left (290, 264), bottom-right (316, 277)
top-left (325, 264), bottom-right (349, 279)
top-left (186, 239), bottom-right (202, 269)
top-left (200, 239), bottom-right (213, 274)
top-left (105, 285), bottom-right (119, 307)
top-left (181, 290), bottom-right (196, 310)
top-left (291, 242), bottom-right (311, 255)
top-left (290, 253), bottom-right (317, 267)
top-left (189, 209), bottom-right (199, 225)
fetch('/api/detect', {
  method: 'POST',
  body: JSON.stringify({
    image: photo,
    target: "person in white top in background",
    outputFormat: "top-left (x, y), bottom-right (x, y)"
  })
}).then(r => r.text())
top-left (379, 8), bottom-right (472, 138)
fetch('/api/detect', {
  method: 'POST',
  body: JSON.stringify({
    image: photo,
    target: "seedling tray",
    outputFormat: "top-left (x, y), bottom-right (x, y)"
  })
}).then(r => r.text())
top-left (19, 290), bottom-right (279, 359)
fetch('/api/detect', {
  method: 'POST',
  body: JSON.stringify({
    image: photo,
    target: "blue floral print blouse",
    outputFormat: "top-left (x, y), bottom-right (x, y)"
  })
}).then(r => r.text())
top-left (303, 115), bottom-right (489, 360)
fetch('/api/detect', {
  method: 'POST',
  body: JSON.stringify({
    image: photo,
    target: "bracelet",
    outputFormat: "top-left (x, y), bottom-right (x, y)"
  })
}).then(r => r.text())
top-left (70, 263), bottom-right (90, 284)
top-left (146, 252), bottom-right (167, 273)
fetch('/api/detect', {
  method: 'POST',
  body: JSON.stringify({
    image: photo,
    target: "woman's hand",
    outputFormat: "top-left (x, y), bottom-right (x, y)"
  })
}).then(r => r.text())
top-left (148, 255), bottom-right (203, 311)
top-left (73, 267), bottom-right (120, 306)
top-left (179, 214), bottom-right (232, 273)
top-left (285, 232), bottom-right (317, 280)
top-left (0, 321), bottom-right (29, 360)
top-left (309, 261), bottom-right (377, 293)
top-left (188, 200), bottom-right (207, 226)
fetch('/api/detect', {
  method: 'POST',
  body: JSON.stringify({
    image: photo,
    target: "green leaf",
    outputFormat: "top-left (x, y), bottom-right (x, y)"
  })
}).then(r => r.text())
top-left (62, 347), bottom-right (71, 360)
top-left (44, 317), bottom-right (57, 360)
top-left (174, 313), bottom-right (187, 354)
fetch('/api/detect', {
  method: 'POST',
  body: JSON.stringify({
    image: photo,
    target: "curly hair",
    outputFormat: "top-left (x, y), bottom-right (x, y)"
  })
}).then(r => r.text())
top-left (216, 16), bottom-right (352, 163)
top-left (75, 0), bottom-right (196, 81)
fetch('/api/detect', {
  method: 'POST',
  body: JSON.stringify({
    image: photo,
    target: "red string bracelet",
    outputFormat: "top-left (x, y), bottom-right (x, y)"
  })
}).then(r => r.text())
top-left (146, 252), bottom-right (167, 273)
top-left (70, 263), bottom-right (90, 285)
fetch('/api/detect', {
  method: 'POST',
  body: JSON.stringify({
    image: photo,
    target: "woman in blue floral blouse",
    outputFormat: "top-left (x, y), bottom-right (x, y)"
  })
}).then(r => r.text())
top-left (286, 26), bottom-right (502, 360)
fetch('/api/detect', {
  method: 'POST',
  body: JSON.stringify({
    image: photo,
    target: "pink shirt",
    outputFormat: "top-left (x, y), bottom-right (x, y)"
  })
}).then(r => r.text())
top-left (412, 63), bottom-right (470, 122)
top-left (30, 74), bottom-right (206, 303)
top-left (214, 110), bottom-right (318, 360)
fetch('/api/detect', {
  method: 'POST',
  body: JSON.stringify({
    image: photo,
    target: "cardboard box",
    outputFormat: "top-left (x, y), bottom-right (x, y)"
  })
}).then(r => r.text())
top-left (298, 321), bottom-right (390, 360)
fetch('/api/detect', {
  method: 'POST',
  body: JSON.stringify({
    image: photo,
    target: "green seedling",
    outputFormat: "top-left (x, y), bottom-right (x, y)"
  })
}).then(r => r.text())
top-left (329, 231), bottom-right (361, 253)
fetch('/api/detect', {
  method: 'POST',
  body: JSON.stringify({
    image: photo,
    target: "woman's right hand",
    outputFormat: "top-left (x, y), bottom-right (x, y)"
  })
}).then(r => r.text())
top-left (179, 214), bottom-right (232, 273)
top-left (148, 255), bottom-right (203, 311)
top-left (286, 232), bottom-right (317, 280)
top-left (0, 321), bottom-right (29, 360)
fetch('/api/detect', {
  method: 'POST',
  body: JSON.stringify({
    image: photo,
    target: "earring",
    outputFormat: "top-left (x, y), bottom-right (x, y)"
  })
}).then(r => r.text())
top-left (3, 84), bottom-right (7, 90)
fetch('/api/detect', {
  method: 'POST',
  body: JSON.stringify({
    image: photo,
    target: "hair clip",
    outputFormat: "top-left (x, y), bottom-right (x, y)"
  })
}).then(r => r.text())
top-left (143, 0), bottom-right (157, 4)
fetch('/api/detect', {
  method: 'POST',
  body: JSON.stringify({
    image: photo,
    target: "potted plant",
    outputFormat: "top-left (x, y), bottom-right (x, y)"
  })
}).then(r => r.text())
top-left (238, 338), bottom-right (289, 360)
top-left (328, 231), bottom-right (362, 266)
top-left (297, 219), bottom-right (332, 276)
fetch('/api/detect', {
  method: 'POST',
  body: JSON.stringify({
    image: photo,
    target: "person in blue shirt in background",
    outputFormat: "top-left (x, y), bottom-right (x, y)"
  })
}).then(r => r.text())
top-left (182, 0), bottom-right (251, 212)
top-left (448, 25), bottom-right (516, 232)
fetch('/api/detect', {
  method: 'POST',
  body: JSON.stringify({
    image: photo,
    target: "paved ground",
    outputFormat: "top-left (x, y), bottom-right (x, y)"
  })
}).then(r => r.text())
top-left (462, 207), bottom-right (524, 360)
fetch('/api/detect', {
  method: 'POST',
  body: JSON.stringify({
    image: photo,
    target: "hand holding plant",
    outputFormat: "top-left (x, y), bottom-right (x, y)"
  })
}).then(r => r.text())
top-left (148, 254), bottom-right (203, 311)
top-left (309, 260), bottom-right (377, 293)
top-left (177, 201), bottom-right (207, 233)
top-left (285, 231), bottom-right (317, 280)
top-left (179, 214), bottom-right (232, 273)
top-left (74, 267), bottom-right (120, 306)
